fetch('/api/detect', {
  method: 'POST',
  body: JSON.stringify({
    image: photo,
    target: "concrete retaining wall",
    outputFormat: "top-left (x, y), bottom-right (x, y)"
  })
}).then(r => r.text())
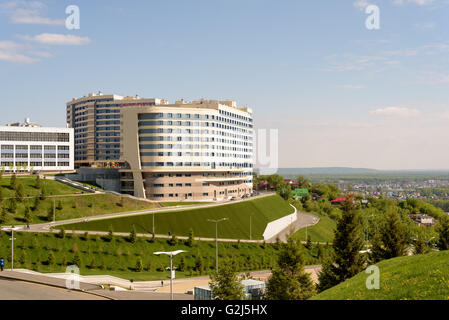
top-left (262, 204), bottom-right (297, 240)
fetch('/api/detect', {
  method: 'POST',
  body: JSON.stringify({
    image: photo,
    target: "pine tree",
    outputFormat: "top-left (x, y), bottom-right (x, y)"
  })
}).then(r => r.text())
top-left (90, 257), bottom-right (96, 269)
top-left (24, 206), bottom-right (32, 224)
top-left (19, 252), bottom-right (26, 266)
top-left (72, 251), bottom-right (82, 267)
top-left (40, 185), bottom-right (47, 200)
top-left (437, 216), bottom-right (449, 250)
top-left (135, 257), bottom-right (143, 272)
top-left (0, 207), bottom-right (7, 224)
top-left (317, 200), bottom-right (365, 292)
top-left (195, 252), bottom-right (204, 274)
top-left (35, 175), bottom-right (41, 189)
top-left (209, 262), bottom-right (245, 300)
top-left (56, 200), bottom-right (63, 210)
top-left (129, 225), bottom-right (137, 244)
top-left (58, 227), bottom-right (66, 239)
top-left (47, 252), bottom-right (55, 266)
top-left (33, 197), bottom-right (40, 212)
top-left (47, 201), bottom-right (55, 221)
top-left (371, 210), bottom-right (409, 262)
top-left (0, 188), bottom-right (3, 205)
top-left (10, 173), bottom-right (17, 190)
top-left (106, 225), bottom-right (114, 242)
top-left (186, 228), bottom-right (195, 247)
top-left (8, 198), bottom-right (17, 214)
top-left (178, 255), bottom-right (185, 272)
top-left (266, 235), bottom-right (315, 300)
top-left (15, 183), bottom-right (24, 202)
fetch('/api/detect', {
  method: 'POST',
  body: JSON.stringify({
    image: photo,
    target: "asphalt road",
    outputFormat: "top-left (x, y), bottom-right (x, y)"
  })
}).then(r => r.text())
top-left (0, 278), bottom-right (107, 300)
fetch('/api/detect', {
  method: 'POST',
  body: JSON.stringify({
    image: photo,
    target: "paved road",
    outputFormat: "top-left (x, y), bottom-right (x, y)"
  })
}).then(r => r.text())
top-left (0, 278), bottom-right (106, 300)
top-left (267, 211), bottom-right (320, 243)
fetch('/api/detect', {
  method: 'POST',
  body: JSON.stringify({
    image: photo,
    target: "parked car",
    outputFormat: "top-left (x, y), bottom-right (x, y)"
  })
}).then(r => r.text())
top-left (230, 196), bottom-right (237, 201)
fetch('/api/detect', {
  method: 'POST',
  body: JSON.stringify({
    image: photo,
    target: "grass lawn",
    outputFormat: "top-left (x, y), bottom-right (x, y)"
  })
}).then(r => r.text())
top-left (0, 230), bottom-right (330, 282)
top-left (0, 194), bottom-right (158, 225)
top-left (0, 176), bottom-right (86, 198)
top-left (312, 250), bottom-right (449, 300)
top-left (294, 213), bottom-right (336, 243)
top-left (64, 195), bottom-right (294, 240)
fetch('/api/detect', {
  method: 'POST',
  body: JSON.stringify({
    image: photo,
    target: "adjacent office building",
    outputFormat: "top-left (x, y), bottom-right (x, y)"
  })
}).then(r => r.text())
top-left (0, 119), bottom-right (74, 172)
top-left (67, 93), bottom-right (254, 201)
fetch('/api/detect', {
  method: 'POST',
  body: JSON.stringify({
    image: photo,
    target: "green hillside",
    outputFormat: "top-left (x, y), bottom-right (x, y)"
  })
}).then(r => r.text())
top-left (294, 213), bottom-right (336, 243)
top-left (312, 250), bottom-right (449, 300)
top-left (64, 195), bottom-right (293, 240)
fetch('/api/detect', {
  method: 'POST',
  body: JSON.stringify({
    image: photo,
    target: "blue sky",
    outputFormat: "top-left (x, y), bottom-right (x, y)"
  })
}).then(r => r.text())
top-left (1, 0), bottom-right (449, 169)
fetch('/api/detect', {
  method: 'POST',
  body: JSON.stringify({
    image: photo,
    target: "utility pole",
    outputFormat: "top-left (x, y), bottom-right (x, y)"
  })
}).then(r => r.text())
top-left (250, 215), bottom-right (252, 241)
top-left (207, 218), bottom-right (228, 273)
top-left (1, 227), bottom-right (21, 271)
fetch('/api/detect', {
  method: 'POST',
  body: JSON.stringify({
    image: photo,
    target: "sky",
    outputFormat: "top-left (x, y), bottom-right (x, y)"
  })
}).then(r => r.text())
top-left (0, 0), bottom-right (449, 170)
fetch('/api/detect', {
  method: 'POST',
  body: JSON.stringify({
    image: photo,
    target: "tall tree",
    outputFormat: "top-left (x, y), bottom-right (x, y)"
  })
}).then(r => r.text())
top-left (317, 199), bottom-right (365, 292)
top-left (437, 216), bottom-right (449, 250)
top-left (15, 183), bottom-right (24, 202)
top-left (10, 173), bottom-right (17, 190)
top-left (266, 235), bottom-right (315, 300)
top-left (209, 262), bottom-right (244, 300)
top-left (371, 209), bottom-right (409, 262)
top-left (35, 175), bottom-right (41, 189)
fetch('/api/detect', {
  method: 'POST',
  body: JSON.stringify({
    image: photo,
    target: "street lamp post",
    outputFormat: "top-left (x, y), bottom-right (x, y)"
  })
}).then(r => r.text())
top-left (153, 250), bottom-right (187, 300)
top-left (1, 226), bottom-right (22, 271)
top-left (207, 218), bottom-right (228, 273)
top-left (250, 215), bottom-right (252, 241)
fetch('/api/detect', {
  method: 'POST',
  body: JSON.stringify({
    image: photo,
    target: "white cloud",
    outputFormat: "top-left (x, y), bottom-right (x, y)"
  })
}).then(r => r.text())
top-left (393, 0), bottom-right (434, 5)
top-left (370, 107), bottom-right (421, 117)
top-left (0, 0), bottom-right (64, 25)
top-left (22, 33), bottom-right (91, 45)
top-left (353, 0), bottom-right (372, 10)
top-left (0, 40), bottom-right (37, 63)
top-left (337, 84), bottom-right (366, 89)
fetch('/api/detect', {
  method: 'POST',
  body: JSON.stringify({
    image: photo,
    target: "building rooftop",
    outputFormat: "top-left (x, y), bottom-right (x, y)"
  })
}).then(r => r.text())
top-left (6, 118), bottom-right (41, 127)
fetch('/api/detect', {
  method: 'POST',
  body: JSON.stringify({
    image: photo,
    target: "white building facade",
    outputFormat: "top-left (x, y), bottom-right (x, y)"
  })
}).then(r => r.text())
top-left (0, 124), bottom-right (74, 173)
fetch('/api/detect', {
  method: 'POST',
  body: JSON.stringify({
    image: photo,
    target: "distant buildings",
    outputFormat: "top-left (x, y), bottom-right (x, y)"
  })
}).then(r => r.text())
top-left (409, 214), bottom-right (436, 226)
top-left (194, 279), bottom-right (266, 300)
top-left (0, 119), bottom-right (74, 173)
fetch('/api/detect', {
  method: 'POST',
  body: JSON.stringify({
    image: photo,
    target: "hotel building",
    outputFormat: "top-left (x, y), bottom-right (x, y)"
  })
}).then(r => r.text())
top-left (66, 92), bottom-right (168, 167)
top-left (0, 119), bottom-right (74, 172)
top-left (67, 93), bottom-right (254, 201)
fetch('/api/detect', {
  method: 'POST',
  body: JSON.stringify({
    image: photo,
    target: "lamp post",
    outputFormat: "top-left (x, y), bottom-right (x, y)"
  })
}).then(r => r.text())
top-left (1, 226), bottom-right (22, 270)
top-left (153, 250), bottom-right (187, 300)
top-left (249, 215), bottom-right (252, 241)
top-left (207, 218), bottom-right (228, 273)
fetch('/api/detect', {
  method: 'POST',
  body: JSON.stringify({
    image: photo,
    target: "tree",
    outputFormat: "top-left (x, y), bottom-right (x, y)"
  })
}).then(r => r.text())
top-left (186, 228), bottom-right (195, 247)
top-left (72, 251), bottom-right (82, 267)
top-left (413, 228), bottom-right (429, 255)
top-left (106, 225), bottom-right (114, 242)
top-left (8, 198), bottom-right (17, 214)
top-left (209, 262), bottom-right (244, 300)
top-left (47, 201), bottom-right (55, 221)
top-left (35, 175), bottom-right (41, 189)
top-left (278, 182), bottom-right (292, 201)
top-left (371, 210), bottom-right (409, 262)
top-left (266, 235), bottom-right (315, 300)
top-left (24, 206), bottom-right (32, 224)
top-left (89, 257), bottom-right (96, 269)
top-left (0, 207), bottom-right (7, 224)
top-left (33, 197), bottom-right (40, 212)
top-left (296, 176), bottom-right (311, 189)
top-left (168, 234), bottom-right (178, 246)
top-left (178, 255), bottom-right (186, 272)
top-left (40, 185), bottom-right (47, 200)
top-left (437, 216), bottom-right (449, 250)
top-left (58, 227), bottom-right (66, 239)
top-left (305, 235), bottom-right (312, 249)
top-left (47, 252), bottom-right (55, 266)
top-left (0, 188), bottom-right (3, 205)
top-left (195, 252), bottom-right (204, 275)
top-left (15, 183), bottom-right (24, 202)
top-left (10, 173), bottom-right (17, 190)
top-left (129, 225), bottom-right (137, 244)
top-left (56, 200), bottom-right (63, 211)
top-left (135, 257), bottom-right (143, 272)
top-left (317, 200), bottom-right (365, 292)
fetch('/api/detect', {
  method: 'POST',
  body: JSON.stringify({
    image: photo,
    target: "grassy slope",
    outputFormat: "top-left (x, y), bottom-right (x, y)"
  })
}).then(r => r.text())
top-left (312, 250), bottom-right (449, 300)
top-left (294, 213), bottom-right (336, 243)
top-left (0, 176), bottom-right (86, 197)
top-left (0, 231), bottom-right (328, 282)
top-left (64, 195), bottom-right (294, 240)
